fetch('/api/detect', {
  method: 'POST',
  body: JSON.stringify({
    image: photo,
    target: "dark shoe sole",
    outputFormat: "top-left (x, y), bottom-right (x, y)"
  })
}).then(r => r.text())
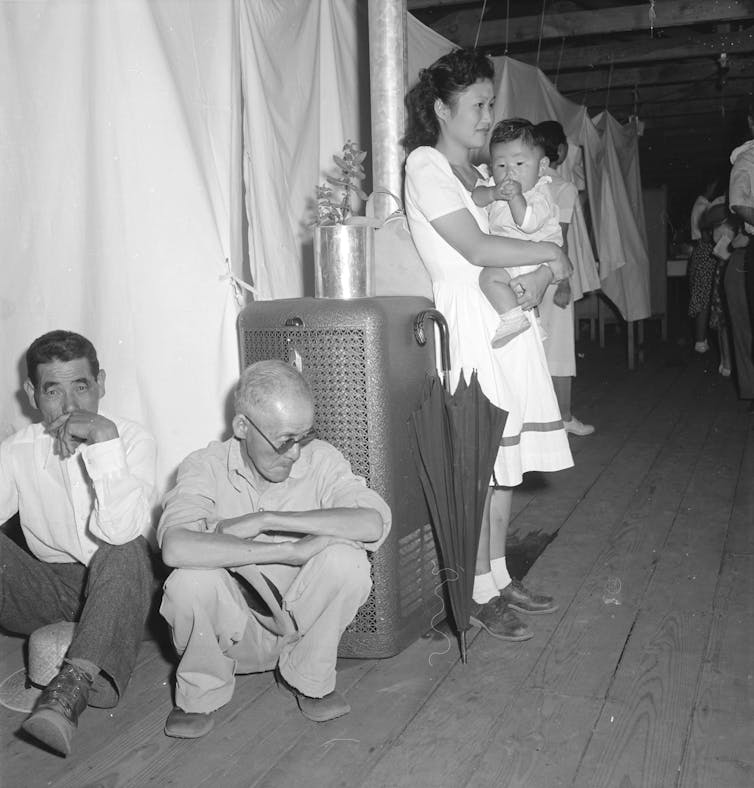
top-left (164, 708), bottom-right (215, 739)
top-left (22, 709), bottom-right (75, 756)
top-left (506, 601), bottom-right (560, 616)
top-left (296, 694), bottom-right (351, 722)
top-left (469, 614), bottom-right (533, 642)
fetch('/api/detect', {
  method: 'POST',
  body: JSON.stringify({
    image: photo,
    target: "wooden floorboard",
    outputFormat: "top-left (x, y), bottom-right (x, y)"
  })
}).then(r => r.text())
top-left (1, 335), bottom-right (752, 788)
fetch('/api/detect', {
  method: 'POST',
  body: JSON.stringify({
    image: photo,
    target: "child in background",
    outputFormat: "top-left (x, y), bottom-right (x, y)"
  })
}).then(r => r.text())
top-left (696, 202), bottom-right (738, 376)
top-left (688, 178), bottom-right (726, 353)
top-left (472, 118), bottom-right (562, 348)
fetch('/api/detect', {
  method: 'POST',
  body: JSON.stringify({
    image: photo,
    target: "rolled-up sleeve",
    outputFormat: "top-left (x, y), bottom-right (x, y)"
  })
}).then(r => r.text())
top-left (82, 423), bottom-right (156, 545)
top-left (156, 450), bottom-right (219, 547)
top-left (317, 448), bottom-right (392, 551)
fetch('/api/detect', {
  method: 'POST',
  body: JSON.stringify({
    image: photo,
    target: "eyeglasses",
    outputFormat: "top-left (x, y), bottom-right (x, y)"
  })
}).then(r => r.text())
top-left (243, 414), bottom-right (318, 455)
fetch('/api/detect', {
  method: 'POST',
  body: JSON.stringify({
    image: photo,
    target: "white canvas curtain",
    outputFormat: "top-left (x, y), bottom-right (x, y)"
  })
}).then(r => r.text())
top-left (0, 0), bottom-right (242, 488)
top-left (240, 0), bottom-right (366, 300)
top-left (0, 0), bottom-right (368, 490)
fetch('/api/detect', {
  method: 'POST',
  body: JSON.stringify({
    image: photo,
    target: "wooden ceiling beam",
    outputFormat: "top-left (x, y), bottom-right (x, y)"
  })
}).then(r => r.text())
top-left (422, 0), bottom-right (754, 50)
top-left (503, 28), bottom-right (754, 71)
top-left (640, 114), bottom-right (735, 130)
top-left (562, 79), bottom-right (753, 109)
top-left (599, 96), bottom-right (744, 119)
top-left (551, 58), bottom-right (754, 93)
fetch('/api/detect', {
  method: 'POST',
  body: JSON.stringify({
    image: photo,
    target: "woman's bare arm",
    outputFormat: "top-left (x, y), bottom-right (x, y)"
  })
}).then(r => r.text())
top-left (431, 208), bottom-right (572, 280)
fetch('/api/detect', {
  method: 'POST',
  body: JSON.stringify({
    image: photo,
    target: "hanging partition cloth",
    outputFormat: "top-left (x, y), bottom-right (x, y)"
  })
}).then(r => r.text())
top-left (0, 0), bottom-right (241, 487)
top-left (239, 0), bottom-right (366, 300)
top-left (409, 365), bottom-right (508, 663)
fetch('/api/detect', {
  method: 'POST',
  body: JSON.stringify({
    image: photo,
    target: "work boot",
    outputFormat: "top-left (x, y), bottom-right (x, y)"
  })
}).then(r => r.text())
top-left (22, 661), bottom-right (93, 756)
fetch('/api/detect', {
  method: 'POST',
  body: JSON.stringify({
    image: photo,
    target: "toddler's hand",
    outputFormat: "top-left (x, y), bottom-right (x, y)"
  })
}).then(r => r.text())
top-left (553, 279), bottom-right (571, 309)
top-left (496, 178), bottom-right (522, 201)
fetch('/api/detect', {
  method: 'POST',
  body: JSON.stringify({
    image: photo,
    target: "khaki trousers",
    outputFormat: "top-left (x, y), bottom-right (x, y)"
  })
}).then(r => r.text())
top-left (160, 544), bottom-right (371, 713)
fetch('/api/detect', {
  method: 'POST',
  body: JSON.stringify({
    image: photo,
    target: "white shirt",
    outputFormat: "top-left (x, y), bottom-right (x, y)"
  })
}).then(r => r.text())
top-left (487, 175), bottom-right (562, 245)
top-left (729, 139), bottom-right (754, 234)
top-left (0, 413), bottom-right (157, 565)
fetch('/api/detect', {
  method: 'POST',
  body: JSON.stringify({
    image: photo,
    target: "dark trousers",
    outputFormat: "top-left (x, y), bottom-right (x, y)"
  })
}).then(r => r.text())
top-left (0, 532), bottom-right (153, 708)
top-left (724, 249), bottom-right (754, 400)
top-left (745, 239), bottom-right (754, 340)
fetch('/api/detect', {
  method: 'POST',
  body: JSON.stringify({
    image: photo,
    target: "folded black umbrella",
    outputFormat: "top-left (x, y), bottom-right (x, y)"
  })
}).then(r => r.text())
top-left (409, 311), bottom-right (508, 662)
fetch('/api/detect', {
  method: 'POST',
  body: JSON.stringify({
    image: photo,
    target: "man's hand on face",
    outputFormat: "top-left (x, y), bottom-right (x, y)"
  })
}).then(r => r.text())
top-left (286, 534), bottom-right (364, 565)
top-left (46, 411), bottom-right (119, 459)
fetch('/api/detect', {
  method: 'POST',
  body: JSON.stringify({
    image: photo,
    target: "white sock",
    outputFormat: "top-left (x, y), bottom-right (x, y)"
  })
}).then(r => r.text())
top-left (490, 556), bottom-right (512, 590)
top-left (472, 572), bottom-right (498, 604)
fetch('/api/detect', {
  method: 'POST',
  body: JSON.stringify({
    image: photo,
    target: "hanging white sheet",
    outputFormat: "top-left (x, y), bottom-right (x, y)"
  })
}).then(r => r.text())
top-left (240, 0), bottom-right (366, 300)
top-left (0, 0), bottom-right (242, 489)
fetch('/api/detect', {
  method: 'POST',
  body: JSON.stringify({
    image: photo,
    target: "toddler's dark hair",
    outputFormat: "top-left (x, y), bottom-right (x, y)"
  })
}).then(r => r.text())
top-left (489, 118), bottom-right (542, 153)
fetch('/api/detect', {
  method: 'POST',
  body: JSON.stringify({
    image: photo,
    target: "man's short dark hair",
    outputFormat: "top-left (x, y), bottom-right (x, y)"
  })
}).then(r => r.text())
top-left (26, 331), bottom-right (100, 386)
top-left (534, 120), bottom-right (567, 163)
top-left (489, 118), bottom-right (542, 153)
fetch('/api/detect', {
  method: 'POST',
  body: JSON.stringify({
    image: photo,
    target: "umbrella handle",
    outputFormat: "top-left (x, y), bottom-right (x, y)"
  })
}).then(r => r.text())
top-left (414, 309), bottom-right (451, 390)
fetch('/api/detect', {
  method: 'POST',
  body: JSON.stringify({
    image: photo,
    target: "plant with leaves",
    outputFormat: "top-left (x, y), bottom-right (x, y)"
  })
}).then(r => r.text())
top-left (313, 141), bottom-right (369, 226)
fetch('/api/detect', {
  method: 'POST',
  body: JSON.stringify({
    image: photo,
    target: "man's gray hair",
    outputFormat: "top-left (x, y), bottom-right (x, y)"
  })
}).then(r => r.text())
top-left (234, 360), bottom-right (312, 415)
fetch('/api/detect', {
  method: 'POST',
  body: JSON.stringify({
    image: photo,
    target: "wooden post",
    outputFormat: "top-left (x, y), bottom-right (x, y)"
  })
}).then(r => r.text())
top-left (368, 0), bottom-right (407, 222)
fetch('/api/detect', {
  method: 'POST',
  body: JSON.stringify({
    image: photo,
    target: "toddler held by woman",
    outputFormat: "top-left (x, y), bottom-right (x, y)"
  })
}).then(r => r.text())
top-left (472, 119), bottom-right (561, 347)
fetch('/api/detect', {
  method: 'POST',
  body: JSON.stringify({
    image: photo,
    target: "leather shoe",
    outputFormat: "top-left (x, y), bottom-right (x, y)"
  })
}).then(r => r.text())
top-left (164, 706), bottom-right (215, 739)
top-left (469, 596), bottom-right (532, 641)
top-left (276, 668), bottom-right (351, 722)
top-left (296, 689), bottom-right (351, 722)
top-left (500, 579), bottom-right (559, 615)
top-left (22, 660), bottom-right (93, 756)
top-left (563, 417), bottom-right (595, 436)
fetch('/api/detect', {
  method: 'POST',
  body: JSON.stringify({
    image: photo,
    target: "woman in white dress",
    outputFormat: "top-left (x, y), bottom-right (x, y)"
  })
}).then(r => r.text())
top-left (404, 49), bottom-right (573, 641)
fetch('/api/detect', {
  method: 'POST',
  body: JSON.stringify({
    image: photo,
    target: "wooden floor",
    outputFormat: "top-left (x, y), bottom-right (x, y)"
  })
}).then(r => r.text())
top-left (2, 327), bottom-right (753, 788)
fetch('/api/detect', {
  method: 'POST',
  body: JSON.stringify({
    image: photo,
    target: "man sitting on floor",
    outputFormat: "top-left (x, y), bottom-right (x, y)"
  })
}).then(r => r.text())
top-left (0, 330), bottom-right (157, 756)
top-left (158, 359), bottom-right (391, 739)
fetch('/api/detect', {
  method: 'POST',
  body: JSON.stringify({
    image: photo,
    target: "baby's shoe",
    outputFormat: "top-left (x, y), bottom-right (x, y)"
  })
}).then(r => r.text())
top-left (694, 339), bottom-right (709, 354)
top-left (718, 363), bottom-right (731, 377)
top-left (491, 308), bottom-right (530, 348)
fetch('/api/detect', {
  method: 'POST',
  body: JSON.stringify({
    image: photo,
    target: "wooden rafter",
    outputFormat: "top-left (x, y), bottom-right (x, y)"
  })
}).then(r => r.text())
top-left (561, 79), bottom-right (753, 112)
top-left (504, 28), bottom-right (754, 71)
top-left (552, 59), bottom-right (754, 93)
top-left (416, 0), bottom-right (754, 50)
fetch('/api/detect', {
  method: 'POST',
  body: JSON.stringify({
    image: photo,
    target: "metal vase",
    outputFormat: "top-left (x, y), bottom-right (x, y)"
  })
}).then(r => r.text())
top-left (314, 224), bottom-right (374, 299)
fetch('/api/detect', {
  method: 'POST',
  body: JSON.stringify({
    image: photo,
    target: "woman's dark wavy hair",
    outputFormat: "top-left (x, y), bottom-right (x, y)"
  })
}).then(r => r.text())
top-left (403, 48), bottom-right (494, 153)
